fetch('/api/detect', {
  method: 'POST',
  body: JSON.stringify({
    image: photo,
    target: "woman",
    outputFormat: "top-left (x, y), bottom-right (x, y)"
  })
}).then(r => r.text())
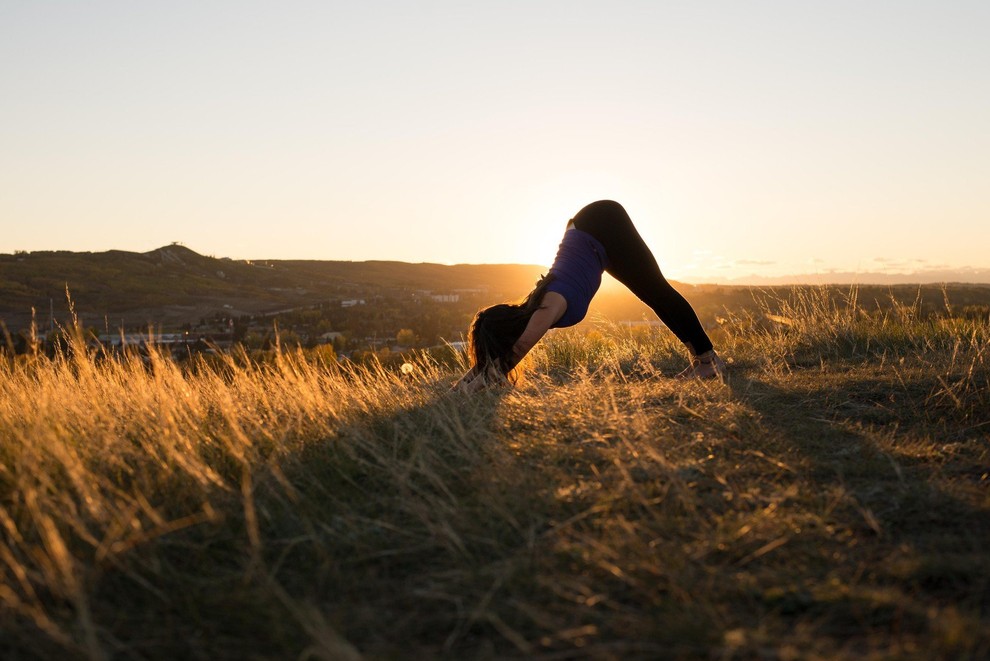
top-left (456, 200), bottom-right (725, 392)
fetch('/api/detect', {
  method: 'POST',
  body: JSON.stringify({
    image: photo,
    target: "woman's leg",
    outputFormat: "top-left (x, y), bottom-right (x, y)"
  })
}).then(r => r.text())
top-left (571, 200), bottom-right (714, 355)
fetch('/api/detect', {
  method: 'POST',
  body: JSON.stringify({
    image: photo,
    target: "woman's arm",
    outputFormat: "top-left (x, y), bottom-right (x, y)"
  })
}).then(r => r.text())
top-left (507, 291), bottom-right (567, 369)
top-left (454, 292), bottom-right (566, 393)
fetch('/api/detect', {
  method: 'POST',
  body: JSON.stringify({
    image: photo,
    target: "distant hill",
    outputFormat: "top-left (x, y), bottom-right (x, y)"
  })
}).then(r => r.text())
top-left (0, 245), bottom-right (545, 331)
top-left (3, 245), bottom-right (989, 334)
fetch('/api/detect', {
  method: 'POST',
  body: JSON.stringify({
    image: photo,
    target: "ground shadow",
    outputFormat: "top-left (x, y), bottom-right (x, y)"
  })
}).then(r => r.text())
top-left (725, 370), bottom-right (990, 633)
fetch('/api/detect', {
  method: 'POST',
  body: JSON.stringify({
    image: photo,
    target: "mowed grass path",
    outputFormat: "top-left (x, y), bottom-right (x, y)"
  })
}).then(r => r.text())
top-left (2, 290), bottom-right (988, 659)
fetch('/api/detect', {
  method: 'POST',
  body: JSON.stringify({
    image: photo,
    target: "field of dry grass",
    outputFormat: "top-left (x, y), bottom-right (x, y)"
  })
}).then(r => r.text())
top-left (1, 287), bottom-right (988, 659)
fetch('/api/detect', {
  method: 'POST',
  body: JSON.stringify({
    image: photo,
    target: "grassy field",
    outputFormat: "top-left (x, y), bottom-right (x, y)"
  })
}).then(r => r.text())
top-left (1, 287), bottom-right (988, 660)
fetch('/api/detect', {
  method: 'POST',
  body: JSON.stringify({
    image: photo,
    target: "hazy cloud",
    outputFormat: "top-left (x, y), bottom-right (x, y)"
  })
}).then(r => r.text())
top-left (869, 257), bottom-right (938, 271)
top-left (712, 265), bottom-right (990, 286)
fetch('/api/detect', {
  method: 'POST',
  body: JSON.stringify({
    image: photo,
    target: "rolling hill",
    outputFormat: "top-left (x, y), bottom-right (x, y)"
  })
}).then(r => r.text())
top-left (3, 246), bottom-right (989, 338)
top-left (0, 245), bottom-right (546, 331)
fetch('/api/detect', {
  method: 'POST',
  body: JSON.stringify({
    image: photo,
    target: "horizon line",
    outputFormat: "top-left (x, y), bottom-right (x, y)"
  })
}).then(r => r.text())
top-left (4, 243), bottom-right (990, 287)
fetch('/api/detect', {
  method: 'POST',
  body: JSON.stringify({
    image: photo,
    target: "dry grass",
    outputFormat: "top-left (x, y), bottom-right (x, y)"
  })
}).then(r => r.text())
top-left (1, 287), bottom-right (988, 659)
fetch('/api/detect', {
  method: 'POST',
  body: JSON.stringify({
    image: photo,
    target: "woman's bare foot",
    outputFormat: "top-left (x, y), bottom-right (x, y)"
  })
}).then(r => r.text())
top-left (675, 350), bottom-right (726, 380)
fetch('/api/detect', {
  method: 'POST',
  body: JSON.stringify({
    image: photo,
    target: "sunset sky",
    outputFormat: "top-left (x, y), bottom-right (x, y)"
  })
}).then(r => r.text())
top-left (2, 1), bottom-right (988, 282)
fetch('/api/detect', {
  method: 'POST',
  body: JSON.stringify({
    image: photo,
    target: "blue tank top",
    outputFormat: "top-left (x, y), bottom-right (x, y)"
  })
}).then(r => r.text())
top-left (545, 229), bottom-right (609, 328)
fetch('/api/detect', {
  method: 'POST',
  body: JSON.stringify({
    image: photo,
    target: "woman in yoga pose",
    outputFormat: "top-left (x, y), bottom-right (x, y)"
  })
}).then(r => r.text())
top-left (455, 200), bottom-right (725, 392)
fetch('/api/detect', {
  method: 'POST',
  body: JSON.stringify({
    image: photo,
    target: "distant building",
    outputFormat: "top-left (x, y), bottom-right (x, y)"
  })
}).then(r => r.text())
top-left (97, 333), bottom-right (187, 347)
top-left (341, 299), bottom-right (366, 307)
top-left (430, 294), bottom-right (460, 303)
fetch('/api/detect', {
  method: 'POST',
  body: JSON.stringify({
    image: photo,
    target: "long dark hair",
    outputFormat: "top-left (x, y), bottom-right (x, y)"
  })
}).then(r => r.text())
top-left (467, 274), bottom-right (555, 380)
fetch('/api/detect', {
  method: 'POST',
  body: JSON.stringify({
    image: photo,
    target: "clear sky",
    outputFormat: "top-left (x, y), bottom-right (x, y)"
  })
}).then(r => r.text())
top-left (2, 1), bottom-right (988, 282)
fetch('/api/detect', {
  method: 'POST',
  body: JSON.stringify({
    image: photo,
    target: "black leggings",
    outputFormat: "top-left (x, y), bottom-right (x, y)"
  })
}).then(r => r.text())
top-left (571, 200), bottom-right (713, 355)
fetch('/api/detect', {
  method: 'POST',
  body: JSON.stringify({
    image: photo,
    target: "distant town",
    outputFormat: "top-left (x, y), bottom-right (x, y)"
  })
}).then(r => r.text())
top-left (2, 285), bottom-right (496, 365)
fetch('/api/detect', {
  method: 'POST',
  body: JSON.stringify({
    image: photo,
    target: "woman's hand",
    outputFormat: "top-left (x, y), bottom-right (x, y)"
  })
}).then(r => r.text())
top-left (453, 364), bottom-right (509, 394)
top-left (458, 371), bottom-right (490, 394)
top-left (452, 366), bottom-right (479, 391)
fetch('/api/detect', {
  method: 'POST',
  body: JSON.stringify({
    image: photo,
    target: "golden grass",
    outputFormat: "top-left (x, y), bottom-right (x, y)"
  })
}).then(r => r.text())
top-left (1, 287), bottom-right (988, 659)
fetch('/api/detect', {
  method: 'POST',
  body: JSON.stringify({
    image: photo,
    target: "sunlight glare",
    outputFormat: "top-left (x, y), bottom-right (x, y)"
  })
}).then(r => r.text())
top-left (512, 171), bottom-right (640, 266)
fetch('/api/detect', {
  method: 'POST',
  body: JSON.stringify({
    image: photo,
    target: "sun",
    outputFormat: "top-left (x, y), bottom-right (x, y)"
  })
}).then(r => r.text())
top-left (509, 171), bottom-right (644, 266)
